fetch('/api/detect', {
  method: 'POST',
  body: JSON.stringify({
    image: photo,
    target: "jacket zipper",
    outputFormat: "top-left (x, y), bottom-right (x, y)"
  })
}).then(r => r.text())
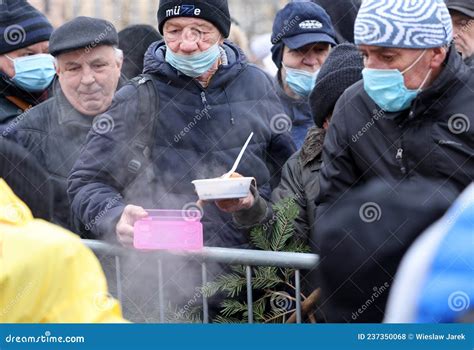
top-left (396, 147), bottom-right (407, 175)
top-left (201, 90), bottom-right (235, 125)
top-left (438, 140), bottom-right (463, 147)
top-left (201, 91), bottom-right (209, 109)
top-left (396, 108), bottom-right (414, 177)
top-left (200, 91), bottom-right (213, 120)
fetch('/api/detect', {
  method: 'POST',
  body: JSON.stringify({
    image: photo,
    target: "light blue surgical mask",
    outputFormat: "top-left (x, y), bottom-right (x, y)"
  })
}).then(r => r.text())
top-left (283, 64), bottom-right (319, 98)
top-left (165, 43), bottom-right (220, 78)
top-left (362, 51), bottom-right (432, 112)
top-left (6, 54), bottom-right (55, 92)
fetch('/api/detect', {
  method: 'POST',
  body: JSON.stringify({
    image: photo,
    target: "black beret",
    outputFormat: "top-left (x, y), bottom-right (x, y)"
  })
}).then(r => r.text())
top-left (49, 16), bottom-right (118, 57)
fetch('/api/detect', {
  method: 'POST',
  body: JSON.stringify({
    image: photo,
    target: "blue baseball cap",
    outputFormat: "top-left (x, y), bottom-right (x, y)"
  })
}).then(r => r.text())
top-left (271, 2), bottom-right (337, 50)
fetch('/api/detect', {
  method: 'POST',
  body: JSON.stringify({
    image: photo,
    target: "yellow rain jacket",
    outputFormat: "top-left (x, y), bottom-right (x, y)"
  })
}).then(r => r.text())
top-left (0, 179), bottom-right (126, 323)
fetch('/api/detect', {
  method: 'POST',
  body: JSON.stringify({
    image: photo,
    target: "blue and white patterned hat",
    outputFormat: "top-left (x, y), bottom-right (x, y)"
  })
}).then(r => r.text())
top-left (354, 0), bottom-right (453, 49)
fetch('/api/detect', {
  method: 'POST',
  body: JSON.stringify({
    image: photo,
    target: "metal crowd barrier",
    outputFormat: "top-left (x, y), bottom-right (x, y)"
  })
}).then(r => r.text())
top-left (82, 240), bottom-right (320, 324)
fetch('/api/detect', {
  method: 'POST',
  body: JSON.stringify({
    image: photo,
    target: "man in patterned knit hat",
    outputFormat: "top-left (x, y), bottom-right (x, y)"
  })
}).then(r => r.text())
top-left (316, 0), bottom-right (473, 220)
top-left (313, 0), bottom-right (473, 323)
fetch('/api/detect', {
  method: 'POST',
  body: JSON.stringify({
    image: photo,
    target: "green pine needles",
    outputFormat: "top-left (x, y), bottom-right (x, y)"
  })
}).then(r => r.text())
top-left (171, 197), bottom-right (312, 323)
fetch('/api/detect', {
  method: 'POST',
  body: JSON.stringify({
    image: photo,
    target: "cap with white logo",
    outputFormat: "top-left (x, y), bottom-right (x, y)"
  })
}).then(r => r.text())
top-left (157, 0), bottom-right (231, 38)
top-left (271, 2), bottom-right (337, 50)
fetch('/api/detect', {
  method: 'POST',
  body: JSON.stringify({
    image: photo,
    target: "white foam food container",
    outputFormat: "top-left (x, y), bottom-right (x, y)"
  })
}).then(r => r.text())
top-left (192, 177), bottom-right (254, 201)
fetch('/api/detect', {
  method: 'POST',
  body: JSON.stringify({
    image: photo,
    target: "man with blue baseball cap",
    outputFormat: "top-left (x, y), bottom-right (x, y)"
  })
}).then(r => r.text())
top-left (317, 0), bottom-right (473, 214)
top-left (271, 1), bottom-right (337, 148)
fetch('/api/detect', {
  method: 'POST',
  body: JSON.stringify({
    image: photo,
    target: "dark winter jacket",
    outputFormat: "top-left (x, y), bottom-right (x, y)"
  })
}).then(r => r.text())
top-left (384, 183), bottom-right (474, 323)
top-left (317, 47), bottom-right (474, 213)
top-left (465, 55), bottom-right (474, 68)
top-left (234, 127), bottom-right (324, 244)
top-left (0, 74), bottom-right (51, 127)
top-left (316, 179), bottom-right (458, 323)
top-left (276, 83), bottom-right (314, 149)
top-left (67, 41), bottom-right (295, 247)
top-left (0, 96), bottom-right (19, 128)
top-left (11, 79), bottom-right (124, 234)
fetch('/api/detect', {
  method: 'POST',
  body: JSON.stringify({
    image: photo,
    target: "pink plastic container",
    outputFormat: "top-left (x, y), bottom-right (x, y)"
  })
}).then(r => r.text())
top-left (133, 210), bottom-right (203, 251)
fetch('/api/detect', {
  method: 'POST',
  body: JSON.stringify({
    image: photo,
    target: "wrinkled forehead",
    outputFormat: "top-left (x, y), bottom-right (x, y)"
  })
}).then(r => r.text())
top-left (56, 45), bottom-right (116, 65)
top-left (34, 41), bottom-right (50, 53)
top-left (358, 45), bottom-right (425, 56)
top-left (163, 17), bottom-right (217, 31)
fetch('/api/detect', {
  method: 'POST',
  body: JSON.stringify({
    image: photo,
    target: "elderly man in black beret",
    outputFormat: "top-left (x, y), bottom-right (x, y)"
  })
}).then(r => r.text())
top-left (11, 16), bottom-right (124, 234)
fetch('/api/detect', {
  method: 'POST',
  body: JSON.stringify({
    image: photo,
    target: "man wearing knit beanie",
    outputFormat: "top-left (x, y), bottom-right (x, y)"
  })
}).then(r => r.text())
top-left (446, 0), bottom-right (474, 67)
top-left (310, 43), bottom-right (364, 129)
top-left (157, 0), bottom-right (231, 38)
top-left (0, 0), bottom-right (54, 126)
top-left (317, 0), bottom-right (474, 234)
top-left (68, 0), bottom-right (294, 249)
top-left (67, 2), bottom-right (294, 319)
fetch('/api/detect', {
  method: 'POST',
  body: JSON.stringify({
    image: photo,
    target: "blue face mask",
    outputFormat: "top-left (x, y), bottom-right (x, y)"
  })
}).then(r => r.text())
top-left (283, 64), bottom-right (319, 98)
top-left (362, 51), bottom-right (432, 112)
top-left (165, 43), bottom-right (220, 78)
top-left (7, 54), bottom-right (55, 92)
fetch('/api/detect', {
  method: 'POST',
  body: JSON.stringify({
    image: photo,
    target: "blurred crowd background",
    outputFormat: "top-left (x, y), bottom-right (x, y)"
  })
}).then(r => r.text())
top-left (29, 0), bottom-right (285, 36)
top-left (28, 0), bottom-right (295, 76)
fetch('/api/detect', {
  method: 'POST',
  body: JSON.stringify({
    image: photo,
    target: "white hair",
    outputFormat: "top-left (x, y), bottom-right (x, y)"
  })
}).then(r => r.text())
top-left (113, 47), bottom-right (123, 63)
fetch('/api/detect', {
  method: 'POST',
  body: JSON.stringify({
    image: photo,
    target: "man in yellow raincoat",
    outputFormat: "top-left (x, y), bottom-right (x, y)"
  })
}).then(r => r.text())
top-left (0, 178), bottom-right (126, 323)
